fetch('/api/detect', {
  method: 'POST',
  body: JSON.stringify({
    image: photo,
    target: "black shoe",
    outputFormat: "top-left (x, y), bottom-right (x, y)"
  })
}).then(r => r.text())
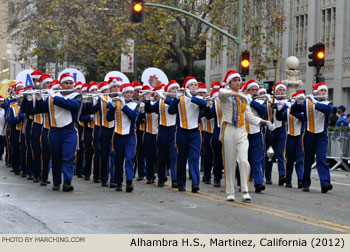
top-left (46, 180), bottom-right (51, 184)
top-left (137, 177), bottom-right (144, 181)
top-left (40, 180), bottom-right (47, 186)
top-left (52, 184), bottom-right (60, 191)
top-left (116, 184), bottom-right (122, 191)
top-left (278, 176), bottom-right (286, 186)
top-left (93, 178), bottom-right (100, 183)
top-left (285, 181), bottom-right (292, 188)
top-left (171, 181), bottom-right (178, 188)
top-left (303, 187), bottom-right (310, 192)
top-left (27, 175), bottom-right (33, 180)
top-left (191, 185), bottom-right (199, 193)
top-left (189, 174), bottom-right (192, 180)
top-left (178, 186), bottom-right (186, 192)
top-left (164, 177), bottom-right (168, 182)
top-left (266, 179), bottom-right (272, 185)
top-left (101, 181), bottom-right (108, 187)
top-left (146, 179), bottom-right (155, 184)
top-left (158, 180), bottom-right (165, 187)
top-left (62, 183), bottom-right (74, 192)
top-left (21, 172), bottom-right (27, 178)
top-left (214, 180), bottom-right (221, 187)
top-left (109, 183), bottom-right (117, 188)
top-left (6, 163), bottom-right (11, 167)
top-left (10, 170), bottom-right (14, 172)
top-left (14, 172), bottom-right (21, 175)
top-left (321, 184), bottom-right (333, 193)
top-left (298, 181), bottom-right (303, 189)
top-left (33, 177), bottom-right (40, 183)
top-left (205, 179), bottom-right (211, 185)
top-left (126, 180), bottom-right (133, 192)
top-left (84, 176), bottom-right (90, 181)
top-left (255, 184), bottom-right (265, 193)
top-left (77, 174), bottom-right (84, 178)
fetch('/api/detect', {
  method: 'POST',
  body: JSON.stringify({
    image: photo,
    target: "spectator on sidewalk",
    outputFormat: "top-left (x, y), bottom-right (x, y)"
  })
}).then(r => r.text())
top-left (336, 105), bottom-right (349, 127)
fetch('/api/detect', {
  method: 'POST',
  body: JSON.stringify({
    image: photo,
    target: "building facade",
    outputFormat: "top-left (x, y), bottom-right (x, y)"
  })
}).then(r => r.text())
top-left (206, 0), bottom-right (350, 108)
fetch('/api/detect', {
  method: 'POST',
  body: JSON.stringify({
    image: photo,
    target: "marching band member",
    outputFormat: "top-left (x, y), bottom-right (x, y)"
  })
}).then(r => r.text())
top-left (276, 90), bottom-right (304, 188)
top-left (265, 82), bottom-right (288, 185)
top-left (135, 85), bottom-right (149, 181)
top-left (243, 80), bottom-right (267, 193)
top-left (40, 80), bottom-right (60, 186)
top-left (90, 81), bottom-right (115, 187)
top-left (108, 77), bottom-right (122, 94)
top-left (168, 76), bottom-right (207, 193)
top-left (7, 89), bottom-right (25, 175)
top-left (219, 70), bottom-right (273, 201)
top-left (34, 73), bottom-right (82, 192)
top-left (106, 83), bottom-right (140, 192)
top-left (0, 96), bottom-right (6, 161)
top-left (204, 86), bottom-right (224, 187)
top-left (74, 81), bottom-right (85, 178)
top-left (143, 85), bottom-right (161, 184)
top-left (197, 83), bottom-right (214, 184)
top-left (80, 83), bottom-right (96, 180)
top-left (291, 82), bottom-right (333, 193)
top-left (144, 80), bottom-right (179, 188)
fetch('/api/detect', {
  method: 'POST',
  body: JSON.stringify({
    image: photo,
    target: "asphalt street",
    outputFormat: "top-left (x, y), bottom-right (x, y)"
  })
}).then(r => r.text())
top-left (0, 160), bottom-right (350, 234)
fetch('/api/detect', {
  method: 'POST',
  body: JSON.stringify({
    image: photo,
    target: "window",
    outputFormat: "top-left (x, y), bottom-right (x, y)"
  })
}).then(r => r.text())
top-left (294, 0), bottom-right (308, 56)
top-left (320, 1), bottom-right (336, 53)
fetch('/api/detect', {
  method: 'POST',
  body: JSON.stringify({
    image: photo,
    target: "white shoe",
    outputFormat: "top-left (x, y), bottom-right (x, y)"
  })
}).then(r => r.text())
top-left (226, 194), bottom-right (235, 201)
top-left (242, 192), bottom-right (251, 202)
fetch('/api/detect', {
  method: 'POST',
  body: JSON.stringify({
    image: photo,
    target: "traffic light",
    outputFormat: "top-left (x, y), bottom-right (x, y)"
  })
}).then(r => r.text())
top-left (130, 0), bottom-right (145, 23)
top-left (241, 51), bottom-right (250, 76)
top-left (308, 43), bottom-right (325, 67)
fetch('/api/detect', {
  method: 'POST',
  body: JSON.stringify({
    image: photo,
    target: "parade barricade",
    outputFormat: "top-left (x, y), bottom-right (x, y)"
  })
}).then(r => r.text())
top-left (326, 129), bottom-right (350, 171)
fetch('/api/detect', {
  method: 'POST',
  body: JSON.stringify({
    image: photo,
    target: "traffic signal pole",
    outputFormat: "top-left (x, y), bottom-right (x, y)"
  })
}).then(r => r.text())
top-left (144, 1), bottom-right (243, 70)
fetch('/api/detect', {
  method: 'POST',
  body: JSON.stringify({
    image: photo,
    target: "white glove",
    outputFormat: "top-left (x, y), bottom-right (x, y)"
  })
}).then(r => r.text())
top-left (47, 89), bottom-right (55, 97)
top-left (185, 89), bottom-right (192, 98)
top-left (246, 94), bottom-right (252, 103)
top-left (145, 91), bottom-right (151, 101)
top-left (306, 95), bottom-right (317, 104)
top-left (176, 91), bottom-right (184, 99)
top-left (156, 90), bottom-right (165, 100)
top-left (111, 97), bottom-right (120, 107)
top-left (25, 94), bottom-right (33, 101)
top-left (36, 92), bottom-right (42, 100)
top-left (266, 121), bottom-right (275, 131)
top-left (296, 97), bottom-right (305, 105)
top-left (140, 102), bottom-right (145, 113)
top-left (120, 96), bottom-right (125, 107)
top-left (277, 104), bottom-right (284, 110)
top-left (90, 115), bottom-right (94, 120)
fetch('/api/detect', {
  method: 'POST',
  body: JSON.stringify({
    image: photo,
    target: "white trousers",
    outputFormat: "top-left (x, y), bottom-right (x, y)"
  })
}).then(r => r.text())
top-left (221, 122), bottom-right (250, 195)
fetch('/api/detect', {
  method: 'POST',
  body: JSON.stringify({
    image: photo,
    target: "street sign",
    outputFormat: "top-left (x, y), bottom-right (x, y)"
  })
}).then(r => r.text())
top-left (121, 39), bottom-right (134, 74)
top-left (259, 83), bottom-right (269, 89)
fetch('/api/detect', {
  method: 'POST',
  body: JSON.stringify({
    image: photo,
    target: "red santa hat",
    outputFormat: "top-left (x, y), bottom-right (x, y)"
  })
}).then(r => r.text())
top-left (59, 73), bottom-right (75, 84)
top-left (132, 81), bottom-right (142, 90)
top-left (183, 76), bottom-right (197, 88)
top-left (16, 82), bottom-right (25, 89)
top-left (224, 69), bottom-right (241, 84)
top-left (152, 85), bottom-right (165, 97)
top-left (88, 83), bottom-right (98, 93)
top-left (108, 77), bottom-right (122, 87)
top-left (50, 80), bottom-right (61, 90)
top-left (258, 86), bottom-right (267, 94)
top-left (81, 83), bottom-right (89, 93)
top-left (165, 80), bottom-right (180, 92)
top-left (210, 89), bottom-right (219, 99)
top-left (312, 82), bottom-right (328, 93)
top-left (240, 82), bottom-right (248, 92)
top-left (24, 84), bottom-right (33, 89)
top-left (98, 81), bottom-right (109, 92)
top-left (16, 88), bottom-right (25, 98)
top-left (0, 95), bottom-right (4, 101)
top-left (292, 90), bottom-right (305, 99)
top-left (120, 83), bottom-right (134, 93)
top-left (245, 79), bottom-right (259, 91)
top-left (197, 82), bottom-right (208, 93)
top-left (31, 69), bottom-right (43, 80)
top-left (7, 84), bottom-right (15, 95)
top-left (211, 81), bottom-right (221, 90)
top-left (74, 81), bottom-right (84, 90)
top-left (274, 82), bottom-right (287, 92)
top-left (39, 74), bottom-right (53, 87)
top-left (141, 85), bottom-right (152, 92)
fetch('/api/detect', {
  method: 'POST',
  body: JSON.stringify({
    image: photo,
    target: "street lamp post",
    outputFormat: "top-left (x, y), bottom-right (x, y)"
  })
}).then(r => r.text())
top-left (282, 56), bottom-right (303, 98)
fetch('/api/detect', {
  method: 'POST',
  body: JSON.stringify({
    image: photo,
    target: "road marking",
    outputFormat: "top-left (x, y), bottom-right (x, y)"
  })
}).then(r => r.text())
top-left (332, 182), bottom-right (350, 187)
top-left (140, 181), bottom-right (350, 233)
